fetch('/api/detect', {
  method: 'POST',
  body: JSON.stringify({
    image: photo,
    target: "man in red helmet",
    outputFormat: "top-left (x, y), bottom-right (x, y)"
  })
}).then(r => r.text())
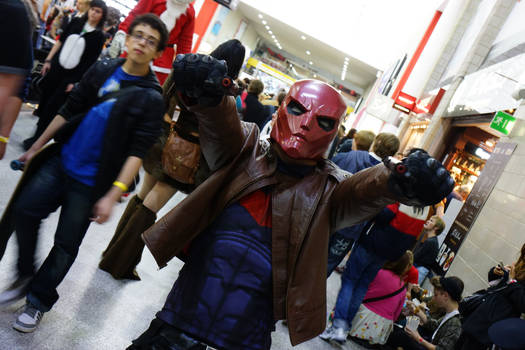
top-left (127, 54), bottom-right (454, 350)
top-left (108, 0), bottom-right (194, 84)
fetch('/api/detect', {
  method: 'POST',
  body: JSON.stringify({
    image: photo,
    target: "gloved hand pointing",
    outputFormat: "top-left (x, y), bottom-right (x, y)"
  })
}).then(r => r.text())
top-left (385, 150), bottom-right (455, 206)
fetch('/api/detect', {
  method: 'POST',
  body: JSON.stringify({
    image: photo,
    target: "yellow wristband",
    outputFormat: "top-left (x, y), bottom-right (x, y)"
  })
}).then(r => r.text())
top-left (0, 136), bottom-right (9, 143)
top-left (113, 181), bottom-right (128, 192)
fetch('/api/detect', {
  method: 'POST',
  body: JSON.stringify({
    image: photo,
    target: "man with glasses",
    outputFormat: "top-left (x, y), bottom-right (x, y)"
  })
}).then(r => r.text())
top-left (0, 14), bottom-right (168, 333)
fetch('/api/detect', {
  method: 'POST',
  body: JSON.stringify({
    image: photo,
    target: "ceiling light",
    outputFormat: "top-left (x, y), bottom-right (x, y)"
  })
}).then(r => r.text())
top-left (344, 57), bottom-right (349, 61)
top-left (265, 25), bottom-right (270, 30)
top-left (262, 20), bottom-right (267, 25)
top-left (271, 35), bottom-right (276, 39)
top-left (258, 14), bottom-right (263, 19)
top-left (306, 50), bottom-right (311, 55)
top-left (301, 35), bottom-right (306, 40)
top-left (341, 72), bottom-right (346, 80)
top-left (313, 74), bottom-right (317, 78)
top-left (269, 30), bottom-right (273, 35)
top-left (309, 61), bottom-right (313, 65)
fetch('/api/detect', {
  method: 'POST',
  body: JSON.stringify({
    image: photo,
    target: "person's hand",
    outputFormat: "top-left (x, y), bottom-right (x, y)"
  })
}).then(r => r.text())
top-left (386, 150), bottom-right (455, 206)
top-left (108, 30), bottom-right (126, 58)
top-left (65, 83), bottom-right (74, 92)
top-left (41, 62), bottom-right (51, 75)
top-left (405, 326), bottom-right (421, 341)
top-left (91, 195), bottom-right (116, 224)
top-left (509, 263), bottom-right (516, 280)
top-left (19, 147), bottom-right (38, 164)
top-left (171, 53), bottom-right (230, 107)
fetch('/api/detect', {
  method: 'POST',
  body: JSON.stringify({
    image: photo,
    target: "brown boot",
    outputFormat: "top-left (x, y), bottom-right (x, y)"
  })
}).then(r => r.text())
top-left (99, 204), bottom-right (156, 280)
top-left (102, 195), bottom-right (143, 257)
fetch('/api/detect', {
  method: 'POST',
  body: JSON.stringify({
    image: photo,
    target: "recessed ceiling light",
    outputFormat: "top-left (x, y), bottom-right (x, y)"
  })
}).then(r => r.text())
top-left (258, 14), bottom-right (263, 19)
top-left (306, 50), bottom-right (311, 55)
top-left (301, 35), bottom-right (306, 40)
top-left (309, 61), bottom-right (313, 65)
top-left (271, 35), bottom-right (276, 39)
top-left (269, 30), bottom-right (273, 35)
top-left (313, 74), bottom-right (317, 78)
top-left (344, 57), bottom-right (349, 61)
top-left (262, 20), bottom-right (267, 25)
top-left (341, 72), bottom-right (346, 80)
top-left (265, 25), bottom-right (270, 30)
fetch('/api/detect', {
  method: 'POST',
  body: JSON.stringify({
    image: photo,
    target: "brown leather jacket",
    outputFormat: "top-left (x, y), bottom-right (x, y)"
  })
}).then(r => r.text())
top-left (142, 96), bottom-right (398, 345)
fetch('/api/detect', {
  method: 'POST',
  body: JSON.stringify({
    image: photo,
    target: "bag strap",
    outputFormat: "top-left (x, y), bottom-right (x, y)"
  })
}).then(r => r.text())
top-left (363, 285), bottom-right (405, 304)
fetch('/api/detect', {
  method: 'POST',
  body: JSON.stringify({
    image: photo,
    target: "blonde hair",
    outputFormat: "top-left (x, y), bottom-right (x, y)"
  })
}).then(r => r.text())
top-left (354, 130), bottom-right (375, 151)
top-left (247, 80), bottom-right (264, 95)
top-left (372, 133), bottom-right (400, 159)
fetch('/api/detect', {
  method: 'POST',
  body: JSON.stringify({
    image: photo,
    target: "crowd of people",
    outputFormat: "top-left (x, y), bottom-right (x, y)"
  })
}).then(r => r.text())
top-left (0, 1), bottom-right (524, 350)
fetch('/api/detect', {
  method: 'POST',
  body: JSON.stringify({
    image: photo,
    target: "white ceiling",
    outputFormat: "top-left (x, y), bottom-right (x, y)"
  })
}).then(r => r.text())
top-left (239, 0), bottom-right (443, 92)
top-left (237, 2), bottom-right (378, 93)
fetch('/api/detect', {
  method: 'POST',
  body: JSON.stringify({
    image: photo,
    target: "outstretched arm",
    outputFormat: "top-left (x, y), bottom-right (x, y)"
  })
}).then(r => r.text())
top-left (332, 152), bottom-right (454, 231)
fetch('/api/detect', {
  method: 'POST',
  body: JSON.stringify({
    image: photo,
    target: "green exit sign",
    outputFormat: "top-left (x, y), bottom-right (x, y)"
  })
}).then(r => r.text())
top-left (490, 111), bottom-right (516, 135)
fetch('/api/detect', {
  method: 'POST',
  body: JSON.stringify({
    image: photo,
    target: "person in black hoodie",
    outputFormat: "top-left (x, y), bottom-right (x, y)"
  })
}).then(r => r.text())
top-left (24, 0), bottom-right (108, 150)
top-left (0, 14), bottom-right (168, 333)
top-left (242, 79), bottom-right (271, 130)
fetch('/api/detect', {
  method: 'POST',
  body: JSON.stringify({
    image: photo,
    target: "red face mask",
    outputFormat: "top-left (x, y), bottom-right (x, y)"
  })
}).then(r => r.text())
top-left (270, 80), bottom-right (346, 160)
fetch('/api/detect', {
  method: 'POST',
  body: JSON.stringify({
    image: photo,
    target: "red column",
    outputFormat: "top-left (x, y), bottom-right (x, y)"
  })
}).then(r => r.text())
top-left (391, 8), bottom-right (443, 100)
top-left (192, 0), bottom-right (219, 53)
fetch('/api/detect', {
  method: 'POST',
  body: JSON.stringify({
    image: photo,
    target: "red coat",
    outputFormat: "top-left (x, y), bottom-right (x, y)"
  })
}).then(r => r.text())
top-left (119, 0), bottom-right (195, 84)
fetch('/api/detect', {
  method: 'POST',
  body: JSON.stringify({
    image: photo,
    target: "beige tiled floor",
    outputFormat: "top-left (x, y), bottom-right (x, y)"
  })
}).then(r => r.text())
top-left (0, 108), bottom-right (367, 350)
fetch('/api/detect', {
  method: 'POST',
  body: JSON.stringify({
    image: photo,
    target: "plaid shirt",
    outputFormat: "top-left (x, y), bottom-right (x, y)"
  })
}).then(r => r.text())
top-left (423, 314), bottom-right (462, 350)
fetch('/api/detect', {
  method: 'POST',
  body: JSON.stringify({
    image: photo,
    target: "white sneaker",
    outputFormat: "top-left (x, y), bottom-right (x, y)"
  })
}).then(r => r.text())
top-left (0, 276), bottom-right (32, 306)
top-left (319, 325), bottom-right (347, 344)
top-left (13, 304), bottom-right (44, 333)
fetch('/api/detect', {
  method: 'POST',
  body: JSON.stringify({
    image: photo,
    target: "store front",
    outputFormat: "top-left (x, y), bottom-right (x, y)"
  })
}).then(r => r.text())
top-left (441, 119), bottom-right (500, 192)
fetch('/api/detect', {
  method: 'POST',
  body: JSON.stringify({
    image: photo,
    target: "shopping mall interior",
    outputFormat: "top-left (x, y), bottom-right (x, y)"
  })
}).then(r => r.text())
top-left (1, 0), bottom-right (525, 349)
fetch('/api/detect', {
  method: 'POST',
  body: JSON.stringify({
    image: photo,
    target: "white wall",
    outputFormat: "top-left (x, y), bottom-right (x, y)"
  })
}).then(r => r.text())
top-left (199, 6), bottom-right (258, 56)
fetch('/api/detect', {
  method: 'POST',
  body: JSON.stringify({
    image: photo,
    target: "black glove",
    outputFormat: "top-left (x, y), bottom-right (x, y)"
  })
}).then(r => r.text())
top-left (385, 150), bottom-right (455, 206)
top-left (171, 53), bottom-right (232, 107)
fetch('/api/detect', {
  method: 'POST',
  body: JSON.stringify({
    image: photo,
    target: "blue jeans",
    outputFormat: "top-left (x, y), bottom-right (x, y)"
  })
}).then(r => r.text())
top-left (332, 242), bottom-right (384, 330)
top-left (14, 155), bottom-right (95, 312)
top-left (416, 266), bottom-right (432, 285)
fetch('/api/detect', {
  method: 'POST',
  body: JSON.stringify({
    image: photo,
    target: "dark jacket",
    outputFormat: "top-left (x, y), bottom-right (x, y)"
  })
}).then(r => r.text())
top-left (331, 150), bottom-right (381, 240)
top-left (57, 58), bottom-right (164, 199)
top-left (414, 235), bottom-right (439, 270)
top-left (0, 58), bottom-right (164, 260)
top-left (462, 281), bottom-right (525, 345)
top-left (332, 150), bottom-right (380, 175)
top-left (242, 93), bottom-right (270, 130)
top-left (55, 16), bottom-right (106, 84)
top-left (141, 96), bottom-right (410, 345)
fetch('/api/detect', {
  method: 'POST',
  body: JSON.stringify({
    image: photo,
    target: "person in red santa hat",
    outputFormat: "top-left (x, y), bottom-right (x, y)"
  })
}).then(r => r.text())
top-left (109, 0), bottom-right (195, 84)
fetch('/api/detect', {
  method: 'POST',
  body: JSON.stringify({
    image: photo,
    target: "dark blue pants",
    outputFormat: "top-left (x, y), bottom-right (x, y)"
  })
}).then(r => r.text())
top-left (14, 155), bottom-right (95, 312)
top-left (332, 242), bottom-right (384, 330)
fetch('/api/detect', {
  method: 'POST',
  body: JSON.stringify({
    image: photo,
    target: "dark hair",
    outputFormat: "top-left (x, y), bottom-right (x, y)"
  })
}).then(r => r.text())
top-left (128, 14), bottom-right (168, 51)
top-left (384, 251), bottom-right (413, 277)
top-left (277, 91), bottom-right (287, 106)
top-left (83, 0), bottom-right (108, 29)
top-left (210, 39), bottom-right (246, 79)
